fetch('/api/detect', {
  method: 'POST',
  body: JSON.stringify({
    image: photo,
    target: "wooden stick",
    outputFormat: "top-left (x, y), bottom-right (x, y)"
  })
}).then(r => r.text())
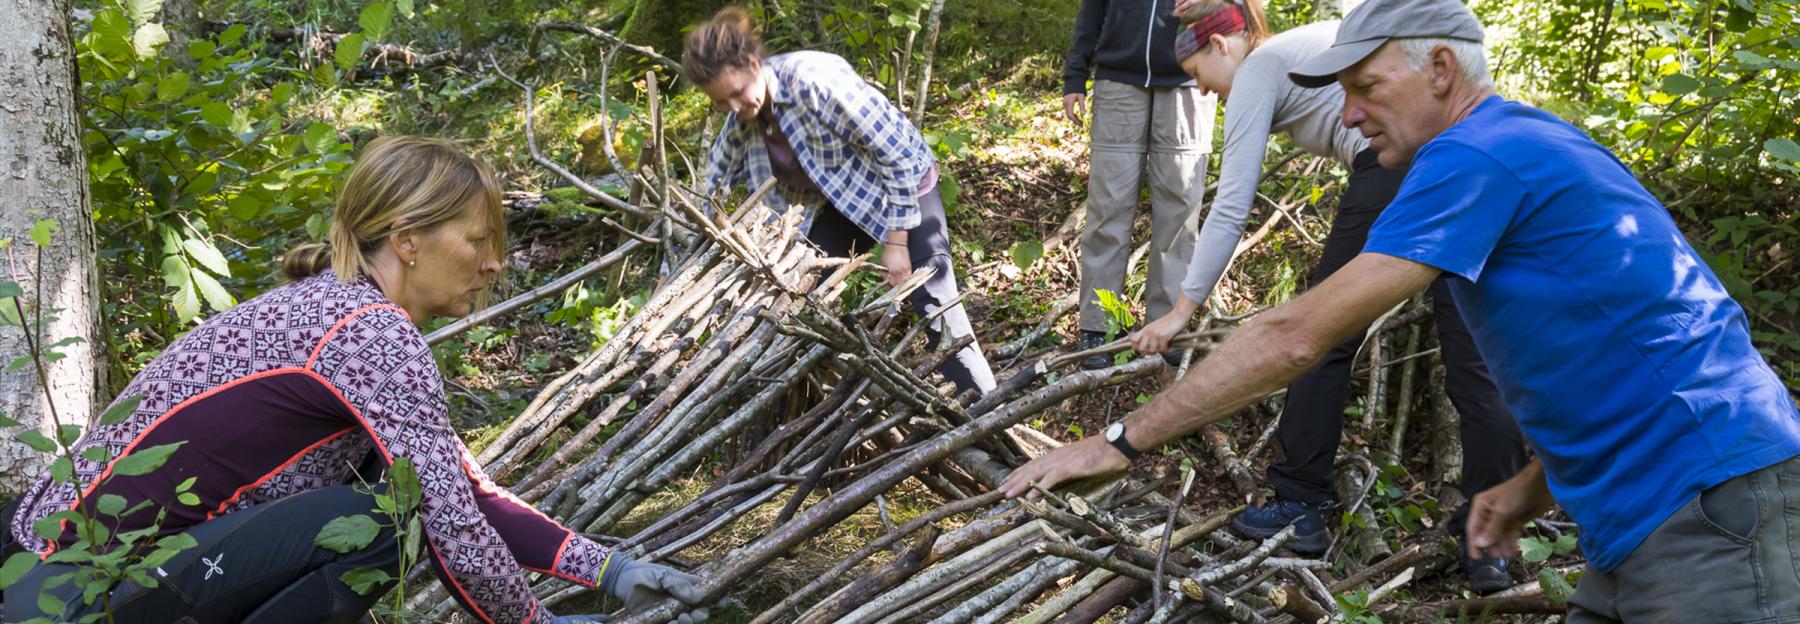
top-left (746, 491), bottom-right (1007, 624)
top-left (1269, 584), bottom-right (1331, 624)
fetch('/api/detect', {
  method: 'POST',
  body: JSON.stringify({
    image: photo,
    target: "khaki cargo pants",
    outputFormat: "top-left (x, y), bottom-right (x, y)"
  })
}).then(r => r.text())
top-left (1078, 79), bottom-right (1215, 332)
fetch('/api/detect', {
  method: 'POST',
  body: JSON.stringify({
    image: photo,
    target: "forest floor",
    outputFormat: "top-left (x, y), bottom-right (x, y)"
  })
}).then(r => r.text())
top-left (411, 81), bottom-right (1580, 621)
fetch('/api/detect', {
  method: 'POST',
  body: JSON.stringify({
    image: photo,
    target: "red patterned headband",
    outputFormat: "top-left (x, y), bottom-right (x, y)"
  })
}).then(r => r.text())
top-left (1175, 3), bottom-right (1247, 61)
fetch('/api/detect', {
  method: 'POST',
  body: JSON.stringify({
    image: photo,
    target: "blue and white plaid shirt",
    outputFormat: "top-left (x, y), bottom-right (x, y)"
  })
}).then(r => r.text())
top-left (703, 51), bottom-right (935, 242)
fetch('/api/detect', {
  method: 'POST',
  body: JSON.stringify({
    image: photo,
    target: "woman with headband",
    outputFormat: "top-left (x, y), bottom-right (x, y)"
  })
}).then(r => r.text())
top-left (1130, 0), bottom-right (1526, 592)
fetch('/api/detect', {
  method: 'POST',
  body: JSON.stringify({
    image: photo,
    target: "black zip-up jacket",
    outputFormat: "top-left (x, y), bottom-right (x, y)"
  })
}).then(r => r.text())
top-left (1064, 0), bottom-right (1197, 94)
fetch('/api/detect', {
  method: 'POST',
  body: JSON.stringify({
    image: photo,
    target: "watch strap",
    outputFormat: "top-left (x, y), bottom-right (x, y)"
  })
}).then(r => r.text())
top-left (1107, 424), bottom-right (1141, 461)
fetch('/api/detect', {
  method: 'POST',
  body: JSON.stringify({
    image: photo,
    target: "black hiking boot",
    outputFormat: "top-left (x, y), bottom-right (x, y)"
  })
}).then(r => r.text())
top-left (1078, 330), bottom-right (1111, 370)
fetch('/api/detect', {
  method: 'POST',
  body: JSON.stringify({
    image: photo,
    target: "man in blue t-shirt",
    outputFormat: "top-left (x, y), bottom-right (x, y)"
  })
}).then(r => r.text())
top-left (1002, 0), bottom-right (1800, 618)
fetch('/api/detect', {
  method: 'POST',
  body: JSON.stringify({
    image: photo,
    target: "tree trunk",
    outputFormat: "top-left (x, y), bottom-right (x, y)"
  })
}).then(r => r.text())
top-left (0, 0), bottom-right (102, 496)
top-left (909, 0), bottom-right (946, 126)
top-left (163, 0), bottom-right (199, 63)
top-left (618, 0), bottom-right (732, 65)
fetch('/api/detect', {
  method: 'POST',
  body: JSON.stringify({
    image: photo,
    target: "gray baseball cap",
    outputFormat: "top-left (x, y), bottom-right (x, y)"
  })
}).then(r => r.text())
top-left (1288, 0), bottom-right (1484, 88)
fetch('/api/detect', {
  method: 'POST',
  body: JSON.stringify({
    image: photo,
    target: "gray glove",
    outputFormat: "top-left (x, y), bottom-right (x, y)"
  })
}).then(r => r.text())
top-left (604, 558), bottom-right (709, 623)
top-left (550, 615), bottom-right (610, 624)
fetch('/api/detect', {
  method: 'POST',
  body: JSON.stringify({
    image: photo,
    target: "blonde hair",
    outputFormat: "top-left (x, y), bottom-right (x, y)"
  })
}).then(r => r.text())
top-left (1178, 0), bottom-right (1272, 47)
top-left (682, 6), bottom-right (766, 87)
top-left (283, 136), bottom-right (505, 304)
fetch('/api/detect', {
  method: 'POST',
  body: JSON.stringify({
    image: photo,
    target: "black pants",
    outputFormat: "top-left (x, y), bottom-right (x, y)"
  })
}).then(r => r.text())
top-left (807, 182), bottom-right (997, 396)
top-left (4, 485), bottom-right (400, 623)
top-left (1267, 150), bottom-right (1528, 534)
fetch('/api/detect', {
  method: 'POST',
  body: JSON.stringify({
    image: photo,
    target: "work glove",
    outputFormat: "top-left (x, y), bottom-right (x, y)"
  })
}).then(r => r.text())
top-left (603, 557), bottom-right (710, 623)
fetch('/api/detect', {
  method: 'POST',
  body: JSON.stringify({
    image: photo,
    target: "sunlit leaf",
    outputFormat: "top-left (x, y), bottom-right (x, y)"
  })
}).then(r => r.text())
top-left (314, 515), bottom-right (381, 553)
top-left (199, 102), bottom-right (233, 127)
top-left (98, 394), bottom-right (144, 426)
top-left (192, 271), bottom-right (234, 313)
top-left (1008, 240), bottom-right (1045, 272)
top-left (359, 2), bottom-right (394, 40)
top-left (97, 494), bottom-right (127, 517)
top-left (1, 551), bottom-right (41, 589)
top-left (112, 442), bottom-right (186, 476)
top-left (17, 430), bottom-right (57, 453)
top-left (1766, 138), bottom-right (1800, 163)
top-left (29, 220), bottom-right (58, 248)
top-left (125, 0), bottom-right (164, 25)
top-left (304, 123), bottom-right (338, 154)
top-left (173, 279), bottom-right (200, 323)
top-left (157, 71), bottom-right (190, 102)
top-left (334, 33), bottom-right (367, 69)
top-left (181, 237), bottom-right (230, 275)
top-left (132, 24), bottom-right (169, 60)
top-left (340, 568), bottom-right (394, 595)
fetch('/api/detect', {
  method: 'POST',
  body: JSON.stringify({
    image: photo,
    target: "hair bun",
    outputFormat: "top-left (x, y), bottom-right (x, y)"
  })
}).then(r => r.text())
top-left (282, 242), bottom-right (332, 281)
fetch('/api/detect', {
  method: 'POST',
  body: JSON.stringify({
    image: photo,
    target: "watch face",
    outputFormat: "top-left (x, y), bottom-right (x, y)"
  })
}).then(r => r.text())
top-left (1106, 422), bottom-right (1124, 441)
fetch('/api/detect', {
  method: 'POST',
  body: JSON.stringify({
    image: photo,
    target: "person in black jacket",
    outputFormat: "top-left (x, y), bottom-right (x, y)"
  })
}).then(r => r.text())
top-left (1064, 0), bottom-right (1217, 369)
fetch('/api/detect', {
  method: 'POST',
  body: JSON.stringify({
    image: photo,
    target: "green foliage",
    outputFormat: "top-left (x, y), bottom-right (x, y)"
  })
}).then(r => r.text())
top-left (0, 223), bottom-right (197, 624)
top-left (315, 514), bottom-right (383, 554)
top-left (1008, 240), bottom-right (1046, 272)
top-left (1332, 591), bottom-right (1388, 624)
top-left (109, 442), bottom-right (186, 477)
top-left (77, 2), bottom-right (358, 368)
top-left (319, 455), bottom-right (424, 619)
top-left (1539, 568), bottom-right (1579, 604)
top-left (1478, 0), bottom-right (1800, 383)
top-left (1092, 289), bottom-right (1136, 341)
top-left (547, 285), bottom-right (649, 349)
top-left (1519, 528), bottom-right (1580, 563)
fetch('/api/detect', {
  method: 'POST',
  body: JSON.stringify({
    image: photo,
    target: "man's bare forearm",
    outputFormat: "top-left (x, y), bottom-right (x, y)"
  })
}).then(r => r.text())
top-left (1119, 253), bottom-right (1442, 452)
top-left (1120, 309), bottom-right (1322, 451)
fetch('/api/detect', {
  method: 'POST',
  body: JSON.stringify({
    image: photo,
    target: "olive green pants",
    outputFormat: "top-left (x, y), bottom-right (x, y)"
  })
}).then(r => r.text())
top-left (1569, 454), bottom-right (1800, 623)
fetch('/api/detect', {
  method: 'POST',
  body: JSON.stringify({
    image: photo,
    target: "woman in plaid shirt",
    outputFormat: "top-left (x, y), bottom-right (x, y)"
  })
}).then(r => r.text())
top-left (685, 6), bottom-right (997, 397)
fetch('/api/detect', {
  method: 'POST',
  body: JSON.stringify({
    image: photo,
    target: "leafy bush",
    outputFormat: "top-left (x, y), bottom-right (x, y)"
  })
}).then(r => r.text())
top-left (79, 0), bottom-right (358, 369)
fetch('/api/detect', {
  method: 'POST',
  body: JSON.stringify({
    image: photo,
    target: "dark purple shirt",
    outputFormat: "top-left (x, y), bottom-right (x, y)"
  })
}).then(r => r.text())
top-left (760, 114), bottom-right (938, 203)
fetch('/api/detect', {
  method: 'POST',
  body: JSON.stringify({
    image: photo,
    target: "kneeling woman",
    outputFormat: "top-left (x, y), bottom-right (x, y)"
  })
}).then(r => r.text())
top-left (684, 7), bottom-right (996, 397)
top-left (4, 137), bottom-right (706, 624)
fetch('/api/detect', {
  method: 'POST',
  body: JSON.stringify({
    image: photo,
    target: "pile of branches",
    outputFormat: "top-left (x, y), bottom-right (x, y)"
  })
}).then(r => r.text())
top-left (401, 56), bottom-right (1579, 622)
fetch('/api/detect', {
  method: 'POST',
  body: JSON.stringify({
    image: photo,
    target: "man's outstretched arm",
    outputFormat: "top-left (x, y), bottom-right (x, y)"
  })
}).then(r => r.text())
top-left (1001, 252), bottom-right (1444, 497)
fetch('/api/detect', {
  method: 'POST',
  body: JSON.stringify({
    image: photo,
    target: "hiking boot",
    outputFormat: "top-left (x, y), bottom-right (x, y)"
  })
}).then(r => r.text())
top-left (1161, 348), bottom-right (1189, 368)
top-left (1230, 498), bottom-right (1331, 555)
top-left (1078, 330), bottom-right (1111, 370)
top-left (1464, 551), bottom-right (1512, 594)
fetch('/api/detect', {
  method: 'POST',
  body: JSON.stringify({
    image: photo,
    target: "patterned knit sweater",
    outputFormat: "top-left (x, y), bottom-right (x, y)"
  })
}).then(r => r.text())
top-left (9, 272), bottom-right (614, 623)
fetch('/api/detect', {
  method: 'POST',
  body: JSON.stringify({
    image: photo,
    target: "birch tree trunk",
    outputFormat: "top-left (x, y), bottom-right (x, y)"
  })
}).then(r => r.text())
top-left (909, 0), bottom-right (947, 126)
top-left (0, 0), bottom-right (102, 496)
